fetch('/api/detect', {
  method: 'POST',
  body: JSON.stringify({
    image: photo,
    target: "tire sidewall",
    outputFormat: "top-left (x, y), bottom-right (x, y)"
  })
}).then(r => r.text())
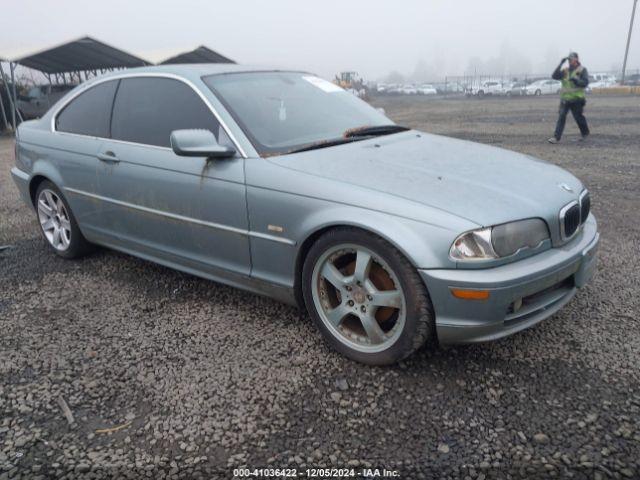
top-left (302, 229), bottom-right (432, 365)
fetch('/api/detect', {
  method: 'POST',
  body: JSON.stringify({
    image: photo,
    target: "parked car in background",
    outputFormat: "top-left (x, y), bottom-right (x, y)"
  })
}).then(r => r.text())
top-left (505, 81), bottom-right (526, 96)
top-left (524, 79), bottom-right (561, 96)
top-left (399, 85), bottom-right (418, 95)
top-left (466, 80), bottom-right (506, 97)
top-left (625, 73), bottom-right (640, 86)
top-left (435, 82), bottom-right (464, 94)
top-left (417, 84), bottom-right (437, 95)
top-left (385, 84), bottom-right (403, 94)
top-left (11, 64), bottom-right (599, 365)
top-left (589, 73), bottom-right (617, 89)
top-left (17, 84), bottom-right (76, 119)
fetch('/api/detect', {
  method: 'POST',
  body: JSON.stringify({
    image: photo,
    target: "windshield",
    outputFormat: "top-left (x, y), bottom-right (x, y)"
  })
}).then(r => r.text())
top-left (203, 72), bottom-right (392, 156)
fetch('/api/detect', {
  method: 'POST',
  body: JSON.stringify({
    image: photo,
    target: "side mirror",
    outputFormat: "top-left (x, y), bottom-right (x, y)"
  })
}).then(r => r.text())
top-left (170, 129), bottom-right (236, 158)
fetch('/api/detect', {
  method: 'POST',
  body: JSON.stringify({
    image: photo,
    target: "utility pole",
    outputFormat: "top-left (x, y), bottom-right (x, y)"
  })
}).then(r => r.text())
top-left (621, 0), bottom-right (638, 85)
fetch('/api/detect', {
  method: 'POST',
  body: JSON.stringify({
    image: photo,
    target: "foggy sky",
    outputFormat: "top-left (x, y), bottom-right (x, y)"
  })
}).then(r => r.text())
top-left (1, 0), bottom-right (638, 81)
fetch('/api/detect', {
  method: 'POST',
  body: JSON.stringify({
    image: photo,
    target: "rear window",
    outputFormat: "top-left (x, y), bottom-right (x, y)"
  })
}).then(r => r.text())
top-left (55, 80), bottom-right (118, 137)
top-left (110, 77), bottom-right (220, 147)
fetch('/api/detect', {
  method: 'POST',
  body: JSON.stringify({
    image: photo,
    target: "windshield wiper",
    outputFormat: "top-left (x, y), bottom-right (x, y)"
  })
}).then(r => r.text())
top-left (286, 124), bottom-right (411, 154)
top-left (343, 124), bottom-right (410, 138)
top-left (287, 137), bottom-right (364, 154)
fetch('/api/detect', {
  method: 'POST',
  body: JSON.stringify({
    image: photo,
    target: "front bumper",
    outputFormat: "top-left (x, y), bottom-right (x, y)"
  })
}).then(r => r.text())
top-left (420, 216), bottom-right (599, 344)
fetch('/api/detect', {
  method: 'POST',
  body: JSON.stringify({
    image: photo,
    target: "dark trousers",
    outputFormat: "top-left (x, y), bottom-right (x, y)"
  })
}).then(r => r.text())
top-left (554, 98), bottom-right (590, 139)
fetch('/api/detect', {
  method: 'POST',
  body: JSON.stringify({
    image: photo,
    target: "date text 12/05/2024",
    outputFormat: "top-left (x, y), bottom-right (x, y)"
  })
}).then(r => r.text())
top-left (232, 467), bottom-right (400, 477)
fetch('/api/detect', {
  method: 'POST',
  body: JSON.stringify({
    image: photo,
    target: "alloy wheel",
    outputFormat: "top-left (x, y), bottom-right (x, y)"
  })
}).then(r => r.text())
top-left (37, 189), bottom-right (72, 251)
top-left (311, 244), bottom-right (406, 353)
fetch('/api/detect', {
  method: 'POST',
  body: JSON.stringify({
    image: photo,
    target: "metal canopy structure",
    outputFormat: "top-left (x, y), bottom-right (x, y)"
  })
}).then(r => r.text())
top-left (16, 36), bottom-right (148, 74)
top-left (1, 36), bottom-right (150, 131)
top-left (1, 37), bottom-right (237, 132)
top-left (160, 46), bottom-right (235, 65)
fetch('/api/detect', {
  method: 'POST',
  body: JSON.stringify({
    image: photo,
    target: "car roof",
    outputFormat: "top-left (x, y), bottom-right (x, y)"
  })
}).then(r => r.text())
top-left (93, 64), bottom-right (308, 83)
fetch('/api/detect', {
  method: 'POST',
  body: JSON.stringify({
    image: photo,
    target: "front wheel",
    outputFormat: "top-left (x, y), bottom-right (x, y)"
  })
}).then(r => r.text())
top-left (302, 228), bottom-right (435, 365)
top-left (535, 89), bottom-right (542, 96)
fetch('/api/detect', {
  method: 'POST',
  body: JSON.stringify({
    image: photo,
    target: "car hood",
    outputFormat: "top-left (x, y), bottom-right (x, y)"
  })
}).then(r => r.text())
top-left (268, 131), bottom-right (584, 227)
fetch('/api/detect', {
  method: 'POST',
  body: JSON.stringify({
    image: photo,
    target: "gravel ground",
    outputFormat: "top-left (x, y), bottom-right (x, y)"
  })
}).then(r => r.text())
top-left (1, 94), bottom-right (639, 479)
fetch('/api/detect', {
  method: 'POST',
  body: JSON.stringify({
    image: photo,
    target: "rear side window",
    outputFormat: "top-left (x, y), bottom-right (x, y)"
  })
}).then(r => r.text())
top-left (56, 80), bottom-right (118, 137)
top-left (111, 77), bottom-right (219, 147)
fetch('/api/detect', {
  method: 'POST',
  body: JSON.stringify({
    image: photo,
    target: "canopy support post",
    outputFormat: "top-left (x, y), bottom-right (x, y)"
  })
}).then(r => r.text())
top-left (0, 83), bottom-right (8, 131)
top-left (0, 62), bottom-right (16, 130)
top-left (10, 62), bottom-right (18, 128)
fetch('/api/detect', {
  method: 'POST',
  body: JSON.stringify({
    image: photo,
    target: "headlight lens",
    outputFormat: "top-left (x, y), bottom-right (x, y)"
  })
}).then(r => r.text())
top-left (450, 227), bottom-right (497, 260)
top-left (450, 219), bottom-right (549, 261)
top-left (491, 218), bottom-right (549, 257)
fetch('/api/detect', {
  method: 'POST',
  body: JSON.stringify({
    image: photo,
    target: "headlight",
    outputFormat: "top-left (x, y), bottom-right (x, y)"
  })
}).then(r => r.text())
top-left (450, 219), bottom-right (549, 261)
top-left (449, 227), bottom-right (496, 260)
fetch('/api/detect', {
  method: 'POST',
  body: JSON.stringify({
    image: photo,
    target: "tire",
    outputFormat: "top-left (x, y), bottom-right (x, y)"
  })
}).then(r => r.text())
top-left (302, 228), bottom-right (435, 365)
top-left (478, 90), bottom-right (485, 98)
top-left (535, 89), bottom-right (542, 96)
top-left (35, 180), bottom-right (93, 259)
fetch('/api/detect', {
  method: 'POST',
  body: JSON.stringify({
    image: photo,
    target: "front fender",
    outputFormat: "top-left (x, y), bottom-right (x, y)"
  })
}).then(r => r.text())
top-left (296, 205), bottom-right (469, 270)
top-left (246, 182), bottom-right (476, 297)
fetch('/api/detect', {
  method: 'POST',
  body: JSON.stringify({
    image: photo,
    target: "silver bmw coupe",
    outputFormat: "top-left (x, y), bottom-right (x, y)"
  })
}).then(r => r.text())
top-left (11, 65), bottom-right (599, 365)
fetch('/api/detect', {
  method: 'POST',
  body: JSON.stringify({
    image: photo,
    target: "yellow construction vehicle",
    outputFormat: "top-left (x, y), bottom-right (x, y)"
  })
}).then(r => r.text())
top-left (335, 71), bottom-right (363, 90)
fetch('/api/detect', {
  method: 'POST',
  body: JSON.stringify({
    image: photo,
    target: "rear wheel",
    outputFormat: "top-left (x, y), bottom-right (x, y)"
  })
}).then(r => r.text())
top-left (302, 228), bottom-right (435, 365)
top-left (35, 180), bottom-right (93, 258)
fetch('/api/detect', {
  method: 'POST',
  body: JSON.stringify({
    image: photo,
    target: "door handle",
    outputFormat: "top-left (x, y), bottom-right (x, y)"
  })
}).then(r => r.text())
top-left (97, 151), bottom-right (120, 164)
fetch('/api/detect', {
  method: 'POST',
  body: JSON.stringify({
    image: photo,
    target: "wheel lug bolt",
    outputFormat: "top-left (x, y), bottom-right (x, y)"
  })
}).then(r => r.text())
top-left (348, 300), bottom-right (354, 307)
top-left (367, 295), bottom-right (373, 301)
top-left (360, 305), bottom-right (366, 312)
top-left (346, 286), bottom-right (352, 291)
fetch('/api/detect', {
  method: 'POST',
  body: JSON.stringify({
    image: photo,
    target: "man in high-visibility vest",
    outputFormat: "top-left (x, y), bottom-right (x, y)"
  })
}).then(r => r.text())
top-left (548, 52), bottom-right (590, 143)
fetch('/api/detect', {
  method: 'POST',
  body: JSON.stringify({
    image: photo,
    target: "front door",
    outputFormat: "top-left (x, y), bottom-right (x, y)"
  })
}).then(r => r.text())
top-left (93, 76), bottom-right (251, 278)
top-left (52, 79), bottom-right (120, 233)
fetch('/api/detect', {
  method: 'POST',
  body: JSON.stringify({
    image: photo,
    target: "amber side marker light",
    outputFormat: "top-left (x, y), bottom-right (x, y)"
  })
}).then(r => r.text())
top-left (450, 288), bottom-right (490, 300)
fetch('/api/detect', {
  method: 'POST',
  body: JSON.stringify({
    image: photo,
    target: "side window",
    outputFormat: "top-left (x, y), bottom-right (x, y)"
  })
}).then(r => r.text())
top-left (111, 77), bottom-right (220, 148)
top-left (55, 80), bottom-right (118, 137)
top-left (27, 86), bottom-right (44, 99)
